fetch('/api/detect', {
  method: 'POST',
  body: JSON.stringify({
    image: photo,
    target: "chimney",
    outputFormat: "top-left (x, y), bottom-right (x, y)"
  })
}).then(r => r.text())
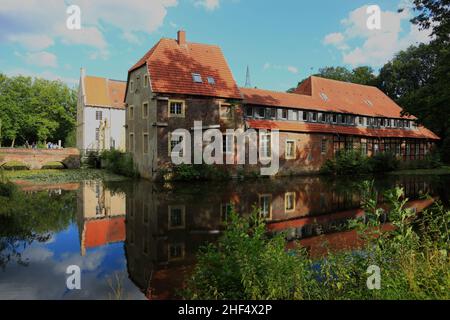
top-left (177, 30), bottom-right (186, 46)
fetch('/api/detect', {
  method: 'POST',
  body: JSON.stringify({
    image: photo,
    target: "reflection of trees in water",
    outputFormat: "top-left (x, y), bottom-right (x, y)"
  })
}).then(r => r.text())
top-left (0, 187), bottom-right (77, 269)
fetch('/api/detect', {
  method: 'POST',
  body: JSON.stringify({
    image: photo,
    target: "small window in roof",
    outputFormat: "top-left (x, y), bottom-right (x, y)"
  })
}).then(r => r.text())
top-left (319, 92), bottom-right (329, 101)
top-left (192, 73), bottom-right (203, 83)
top-left (207, 76), bottom-right (215, 85)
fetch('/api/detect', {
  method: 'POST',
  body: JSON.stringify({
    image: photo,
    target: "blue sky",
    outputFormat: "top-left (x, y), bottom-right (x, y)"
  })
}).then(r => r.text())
top-left (0, 0), bottom-right (432, 91)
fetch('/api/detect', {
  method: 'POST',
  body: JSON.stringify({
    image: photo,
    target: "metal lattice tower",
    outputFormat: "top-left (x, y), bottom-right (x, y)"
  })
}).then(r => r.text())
top-left (245, 65), bottom-right (251, 88)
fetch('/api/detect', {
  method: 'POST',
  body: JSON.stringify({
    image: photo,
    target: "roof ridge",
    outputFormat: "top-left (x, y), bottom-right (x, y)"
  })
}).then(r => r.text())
top-left (311, 75), bottom-right (377, 89)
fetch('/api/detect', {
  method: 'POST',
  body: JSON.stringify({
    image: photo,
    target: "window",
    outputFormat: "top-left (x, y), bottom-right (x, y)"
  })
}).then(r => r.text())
top-left (129, 80), bottom-right (134, 93)
top-left (256, 108), bottom-right (265, 118)
top-left (259, 194), bottom-right (272, 219)
top-left (168, 243), bottom-right (185, 261)
top-left (143, 74), bottom-right (149, 88)
top-left (332, 114), bottom-right (337, 123)
top-left (207, 76), bottom-right (215, 85)
top-left (318, 113), bottom-right (325, 122)
top-left (143, 132), bottom-right (149, 154)
top-left (358, 117), bottom-right (365, 125)
top-left (386, 119), bottom-right (391, 127)
top-left (220, 103), bottom-right (234, 120)
top-left (168, 206), bottom-right (185, 229)
top-left (129, 105), bottom-right (134, 120)
top-left (289, 110), bottom-right (298, 121)
top-left (321, 139), bottom-right (327, 154)
top-left (169, 100), bottom-right (185, 118)
top-left (142, 102), bottom-right (149, 119)
top-left (302, 111), bottom-right (308, 121)
top-left (260, 133), bottom-right (271, 159)
top-left (129, 133), bottom-right (135, 152)
top-left (223, 134), bottom-right (233, 154)
top-left (95, 111), bottom-right (103, 121)
top-left (246, 107), bottom-right (253, 117)
top-left (280, 109), bottom-right (288, 120)
top-left (268, 108), bottom-right (277, 119)
top-left (95, 128), bottom-right (100, 141)
top-left (311, 112), bottom-right (318, 122)
top-left (285, 140), bottom-right (296, 159)
top-left (285, 192), bottom-right (296, 212)
top-left (192, 73), bottom-right (203, 83)
top-left (169, 132), bottom-right (185, 157)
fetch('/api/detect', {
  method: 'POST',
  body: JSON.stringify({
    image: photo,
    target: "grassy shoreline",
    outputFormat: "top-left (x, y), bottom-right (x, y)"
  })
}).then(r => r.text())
top-left (389, 166), bottom-right (450, 175)
top-left (2, 168), bottom-right (128, 184)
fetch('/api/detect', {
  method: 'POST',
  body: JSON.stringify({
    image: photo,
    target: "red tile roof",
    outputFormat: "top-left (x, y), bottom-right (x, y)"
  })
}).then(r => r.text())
top-left (247, 120), bottom-right (440, 140)
top-left (128, 38), bottom-right (241, 99)
top-left (84, 76), bottom-right (126, 109)
top-left (241, 76), bottom-right (416, 120)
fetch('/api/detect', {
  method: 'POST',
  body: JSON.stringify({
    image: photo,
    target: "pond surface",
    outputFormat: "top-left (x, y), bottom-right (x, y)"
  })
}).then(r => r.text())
top-left (0, 173), bottom-right (449, 300)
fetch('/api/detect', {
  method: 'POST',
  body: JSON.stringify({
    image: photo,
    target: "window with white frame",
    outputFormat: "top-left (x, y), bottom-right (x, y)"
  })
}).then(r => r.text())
top-left (321, 139), bottom-right (327, 154)
top-left (95, 111), bottom-right (102, 121)
top-left (285, 192), bottom-right (296, 212)
top-left (143, 132), bottom-right (149, 154)
top-left (285, 140), bottom-right (296, 159)
top-left (260, 133), bottom-right (271, 159)
top-left (129, 133), bottom-right (135, 152)
top-left (280, 109), bottom-right (288, 120)
top-left (95, 128), bottom-right (100, 141)
top-left (268, 108), bottom-right (277, 119)
top-left (169, 100), bottom-right (185, 118)
top-left (256, 108), bottom-right (265, 119)
top-left (246, 107), bottom-right (253, 117)
top-left (192, 73), bottom-right (203, 83)
top-left (259, 194), bottom-right (272, 219)
top-left (223, 133), bottom-right (234, 154)
top-left (169, 132), bottom-right (185, 157)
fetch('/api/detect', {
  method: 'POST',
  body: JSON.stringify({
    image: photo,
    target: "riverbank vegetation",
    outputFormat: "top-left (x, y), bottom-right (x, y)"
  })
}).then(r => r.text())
top-left (99, 150), bottom-right (140, 178)
top-left (184, 182), bottom-right (450, 300)
top-left (321, 150), bottom-right (442, 175)
top-left (2, 168), bottom-right (127, 184)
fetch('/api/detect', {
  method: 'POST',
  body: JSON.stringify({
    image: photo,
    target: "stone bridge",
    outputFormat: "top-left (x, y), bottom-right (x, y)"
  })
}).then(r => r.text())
top-left (0, 148), bottom-right (80, 169)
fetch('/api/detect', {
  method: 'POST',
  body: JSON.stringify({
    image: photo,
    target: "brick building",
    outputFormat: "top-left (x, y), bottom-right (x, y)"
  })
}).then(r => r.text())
top-left (125, 31), bottom-right (439, 180)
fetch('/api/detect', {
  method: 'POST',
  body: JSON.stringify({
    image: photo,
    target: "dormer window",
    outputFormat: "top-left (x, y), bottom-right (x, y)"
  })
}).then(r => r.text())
top-left (207, 76), bottom-right (215, 85)
top-left (192, 73), bottom-right (203, 83)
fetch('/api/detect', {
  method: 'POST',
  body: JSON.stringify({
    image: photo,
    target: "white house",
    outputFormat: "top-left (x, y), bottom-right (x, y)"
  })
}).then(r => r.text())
top-left (76, 69), bottom-right (126, 153)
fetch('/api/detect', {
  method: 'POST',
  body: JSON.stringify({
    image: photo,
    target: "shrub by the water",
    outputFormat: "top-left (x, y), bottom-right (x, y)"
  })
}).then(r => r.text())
top-left (100, 150), bottom-right (139, 178)
top-left (163, 164), bottom-right (231, 181)
top-left (184, 182), bottom-right (450, 300)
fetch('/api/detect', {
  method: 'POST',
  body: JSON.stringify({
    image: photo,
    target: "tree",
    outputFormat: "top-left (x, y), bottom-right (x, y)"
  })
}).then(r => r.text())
top-left (0, 74), bottom-right (77, 147)
top-left (411, 0), bottom-right (450, 42)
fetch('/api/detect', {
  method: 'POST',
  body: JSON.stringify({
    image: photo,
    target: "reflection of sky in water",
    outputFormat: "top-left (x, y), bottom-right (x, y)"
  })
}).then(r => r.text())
top-left (0, 223), bottom-right (144, 300)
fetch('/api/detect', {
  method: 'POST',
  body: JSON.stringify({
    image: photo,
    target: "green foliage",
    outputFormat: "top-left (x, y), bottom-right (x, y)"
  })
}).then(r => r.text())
top-left (100, 150), bottom-right (140, 178)
top-left (399, 152), bottom-right (442, 170)
top-left (184, 209), bottom-right (317, 300)
top-left (369, 152), bottom-right (400, 173)
top-left (0, 74), bottom-right (77, 147)
top-left (164, 164), bottom-right (231, 181)
top-left (184, 183), bottom-right (450, 300)
top-left (320, 149), bottom-right (372, 175)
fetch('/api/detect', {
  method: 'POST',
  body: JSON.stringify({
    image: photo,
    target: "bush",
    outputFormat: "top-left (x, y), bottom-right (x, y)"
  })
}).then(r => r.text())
top-left (368, 152), bottom-right (400, 172)
top-left (100, 150), bottom-right (139, 178)
top-left (165, 164), bottom-right (230, 181)
top-left (184, 183), bottom-right (450, 300)
top-left (321, 149), bottom-right (371, 175)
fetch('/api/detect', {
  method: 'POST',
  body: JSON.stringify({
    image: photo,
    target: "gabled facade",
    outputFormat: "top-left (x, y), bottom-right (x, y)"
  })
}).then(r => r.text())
top-left (125, 31), bottom-right (440, 179)
top-left (125, 31), bottom-right (243, 180)
top-left (77, 69), bottom-right (127, 153)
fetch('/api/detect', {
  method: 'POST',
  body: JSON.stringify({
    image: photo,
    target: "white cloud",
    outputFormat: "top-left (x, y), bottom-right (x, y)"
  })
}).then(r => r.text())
top-left (323, 1), bottom-right (433, 67)
top-left (195, 0), bottom-right (220, 11)
top-left (0, 0), bottom-right (178, 55)
top-left (264, 62), bottom-right (299, 74)
top-left (25, 51), bottom-right (58, 68)
top-left (287, 66), bottom-right (299, 74)
top-left (7, 68), bottom-right (78, 86)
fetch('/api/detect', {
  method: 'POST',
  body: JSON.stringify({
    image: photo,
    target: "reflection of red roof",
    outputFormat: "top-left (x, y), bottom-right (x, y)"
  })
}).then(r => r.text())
top-left (241, 76), bottom-right (416, 119)
top-left (128, 37), bottom-right (241, 99)
top-left (247, 119), bottom-right (440, 140)
top-left (84, 217), bottom-right (125, 249)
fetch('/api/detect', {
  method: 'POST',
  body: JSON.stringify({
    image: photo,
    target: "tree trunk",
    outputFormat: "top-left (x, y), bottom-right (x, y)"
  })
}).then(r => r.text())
top-left (11, 138), bottom-right (15, 148)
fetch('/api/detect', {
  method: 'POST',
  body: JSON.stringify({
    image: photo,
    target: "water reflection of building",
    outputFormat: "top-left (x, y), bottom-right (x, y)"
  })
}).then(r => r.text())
top-left (77, 181), bottom-right (126, 256)
top-left (124, 175), bottom-right (437, 300)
